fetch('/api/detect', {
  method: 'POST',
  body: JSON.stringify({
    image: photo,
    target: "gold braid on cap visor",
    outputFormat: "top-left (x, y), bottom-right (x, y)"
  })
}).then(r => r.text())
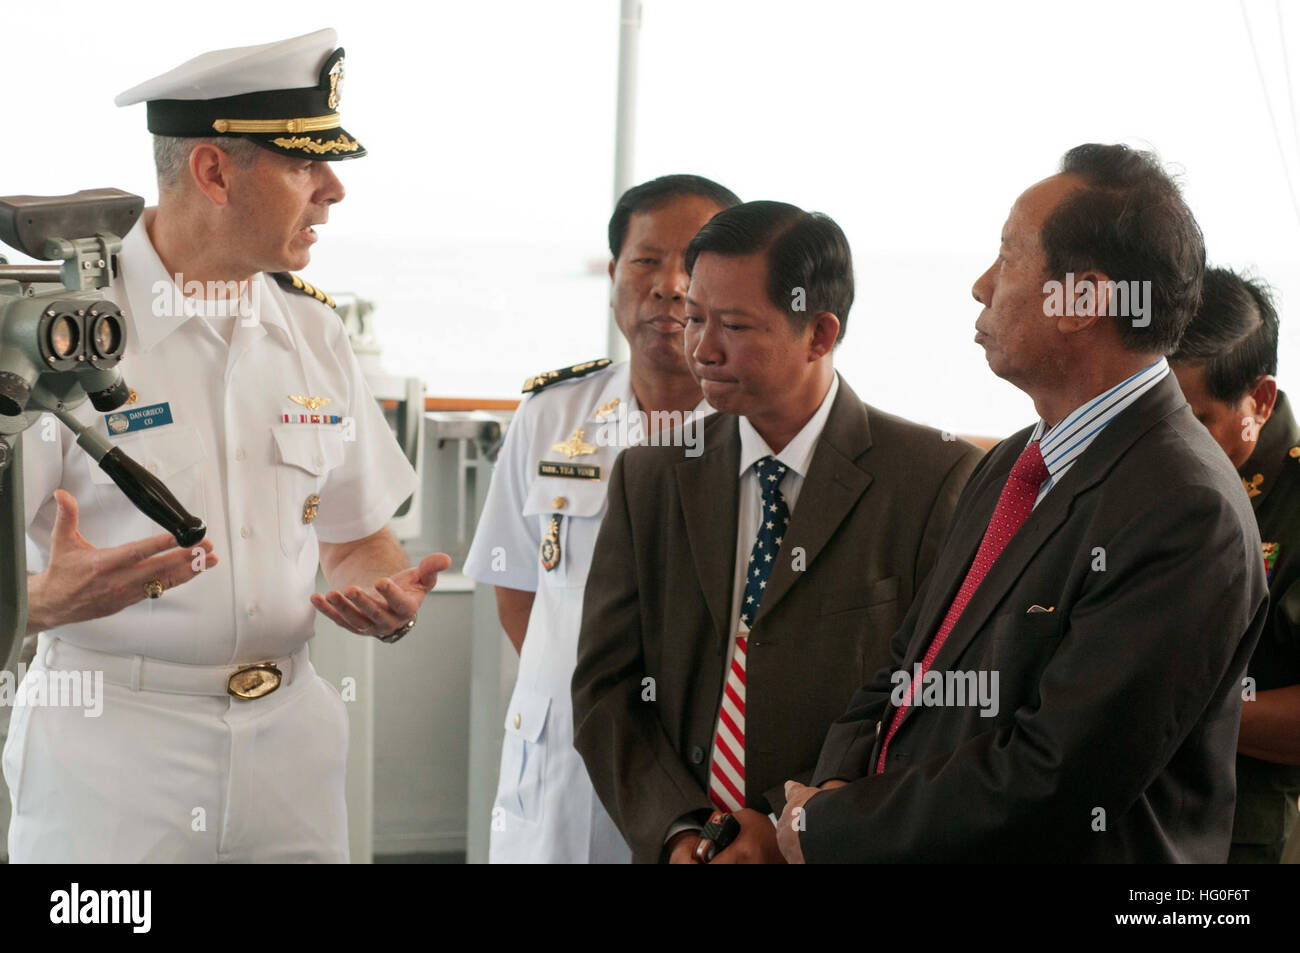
top-left (209, 114), bottom-right (361, 155)
top-left (270, 134), bottom-right (361, 154)
top-left (211, 113), bottom-right (341, 133)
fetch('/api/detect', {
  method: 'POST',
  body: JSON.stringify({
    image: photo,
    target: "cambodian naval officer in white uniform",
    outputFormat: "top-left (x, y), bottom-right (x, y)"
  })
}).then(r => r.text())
top-left (464, 176), bottom-right (740, 863)
top-left (4, 29), bottom-right (450, 863)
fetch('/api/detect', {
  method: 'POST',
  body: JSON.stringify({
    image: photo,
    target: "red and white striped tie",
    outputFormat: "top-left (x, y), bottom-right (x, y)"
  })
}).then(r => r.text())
top-left (707, 455), bottom-right (789, 812)
top-left (709, 634), bottom-right (748, 812)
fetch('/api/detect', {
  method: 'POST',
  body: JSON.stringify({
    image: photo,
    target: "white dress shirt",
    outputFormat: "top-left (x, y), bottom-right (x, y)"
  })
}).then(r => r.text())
top-left (727, 373), bottom-right (841, 642)
top-left (1027, 358), bottom-right (1169, 508)
top-left (669, 373), bottom-right (840, 842)
top-left (19, 209), bottom-right (417, 665)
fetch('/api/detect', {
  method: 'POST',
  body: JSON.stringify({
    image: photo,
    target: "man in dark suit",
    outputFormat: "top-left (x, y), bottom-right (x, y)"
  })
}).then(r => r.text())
top-left (778, 144), bottom-right (1268, 863)
top-left (572, 201), bottom-right (981, 863)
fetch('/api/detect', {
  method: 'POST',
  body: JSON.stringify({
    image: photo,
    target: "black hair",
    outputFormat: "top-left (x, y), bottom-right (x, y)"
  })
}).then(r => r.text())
top-left (1041, 143), bottom-right (1205, 355)
top-left (1171, 266), bottom-right (1279, 401)
top-left (607, 174), bottom-right (741, 260)
top-left (683, 200), bottom-right (854, 343)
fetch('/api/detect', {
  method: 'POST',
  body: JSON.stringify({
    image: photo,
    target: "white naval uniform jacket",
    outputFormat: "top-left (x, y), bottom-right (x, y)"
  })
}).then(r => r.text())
top-left (19, 212), bottom-right (416, 663)
top-left (4, 212), bottom-right (416, 862)
top-left (464, 361), bottom-right (711, 863)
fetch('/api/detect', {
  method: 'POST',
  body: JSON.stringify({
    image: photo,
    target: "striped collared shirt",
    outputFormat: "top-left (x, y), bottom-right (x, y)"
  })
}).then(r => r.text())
top-left (1026, 357), bottom-right (1169, 508)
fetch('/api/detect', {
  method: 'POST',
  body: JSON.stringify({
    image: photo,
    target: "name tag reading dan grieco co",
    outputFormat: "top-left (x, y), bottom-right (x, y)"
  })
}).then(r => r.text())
top-left (105, 402), bottom-right (174, 436)
top-left (538, 461), bottom-right (601, 480)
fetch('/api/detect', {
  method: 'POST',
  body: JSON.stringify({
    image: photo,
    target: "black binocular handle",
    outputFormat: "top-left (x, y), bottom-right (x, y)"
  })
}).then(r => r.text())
top-left (97, 447), bottom-right (206, 548)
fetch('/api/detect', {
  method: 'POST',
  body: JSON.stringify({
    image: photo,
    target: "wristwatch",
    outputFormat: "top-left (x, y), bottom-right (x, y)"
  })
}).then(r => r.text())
top-left (380, 615), bottom-right (417, 644)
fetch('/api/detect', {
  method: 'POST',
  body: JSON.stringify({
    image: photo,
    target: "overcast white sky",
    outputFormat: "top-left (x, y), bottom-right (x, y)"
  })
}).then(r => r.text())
top-left (4, 0), bottom-right (1299, 435)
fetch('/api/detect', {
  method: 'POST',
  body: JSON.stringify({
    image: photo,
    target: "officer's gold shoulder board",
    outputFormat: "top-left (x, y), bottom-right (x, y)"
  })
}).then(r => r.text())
top-left (522, 358), bottom-right (612, 394)
top-left (273, 271), bottom-right (336, 309)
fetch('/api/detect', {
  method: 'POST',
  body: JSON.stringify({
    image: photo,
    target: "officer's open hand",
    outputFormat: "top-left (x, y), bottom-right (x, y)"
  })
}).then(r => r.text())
top-left (26, 489), bottom-right (218, 634)
top-left (311, 552), bottom-right (452, 638)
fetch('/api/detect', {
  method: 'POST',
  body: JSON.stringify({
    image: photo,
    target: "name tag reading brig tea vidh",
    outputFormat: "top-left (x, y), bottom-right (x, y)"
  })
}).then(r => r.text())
top-left (538, 461), bottom-right (601, 480)
top-left (105, 402), bottom-right (173, 436)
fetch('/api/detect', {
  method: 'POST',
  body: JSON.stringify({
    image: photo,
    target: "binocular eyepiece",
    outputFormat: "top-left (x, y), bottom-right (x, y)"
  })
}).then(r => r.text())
top-left (0, 189), bottom-right (141, 422)
top-left (0, 189), bottom-right (204, 589)
top-left (0, 296), bottom-right (129, 417)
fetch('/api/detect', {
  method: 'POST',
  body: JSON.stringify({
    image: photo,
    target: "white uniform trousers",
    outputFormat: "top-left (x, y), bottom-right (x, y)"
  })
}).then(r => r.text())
top-left (3, 635), bottom-right (349, 863)
top-left (488, 591), bottom-right (631, 864)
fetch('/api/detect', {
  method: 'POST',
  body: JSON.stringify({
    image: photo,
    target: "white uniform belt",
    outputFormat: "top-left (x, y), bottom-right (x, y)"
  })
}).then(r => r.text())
top-left (36, 633), bottom-right (308, 698)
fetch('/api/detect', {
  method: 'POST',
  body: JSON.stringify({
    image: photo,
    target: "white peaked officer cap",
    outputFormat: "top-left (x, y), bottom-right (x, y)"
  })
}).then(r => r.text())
top-left (114, 28), bottom-right (364, 160)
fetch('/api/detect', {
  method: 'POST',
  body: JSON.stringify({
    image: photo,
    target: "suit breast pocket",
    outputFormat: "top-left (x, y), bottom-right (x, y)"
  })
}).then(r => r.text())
top-left (820, 575), bottom-right (899, 616)
top-left (983, 609), bottom-right (1065, 717)
top-left (986, 607), bottom-right (1064, 644)
top-left (272, 425), bottom-right (345, 557)
top-left (819, 576), bottom-right (901, 680)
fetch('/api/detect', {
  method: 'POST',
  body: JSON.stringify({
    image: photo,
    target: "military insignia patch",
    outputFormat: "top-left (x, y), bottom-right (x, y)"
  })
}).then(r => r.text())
top-left (328, 55), bottom-right (345, 110)
top-left (1243, 473), bottom-right (1264, 498)
top-left (522, 358), bottom-right (611, 394)
top-left (273, 271), bottom-right (337, 308)
top-left (551, 428), bottom-right (596, 459)
top-left (540, 515), bottom-right (562, 571)
top-left (289, 395), bottom-right (332, 412)
top-left (1263, 542), bottom-right (1280, 582)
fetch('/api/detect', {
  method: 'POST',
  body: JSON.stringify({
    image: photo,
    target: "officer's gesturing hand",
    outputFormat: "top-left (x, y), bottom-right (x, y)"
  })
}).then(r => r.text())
top-left (26, 489), bottom-right (219, 635)
top-left (314, 529), bottom-right (452, 639)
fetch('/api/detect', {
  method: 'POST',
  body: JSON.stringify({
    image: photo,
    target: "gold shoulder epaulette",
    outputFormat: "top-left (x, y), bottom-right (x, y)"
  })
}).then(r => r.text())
top-left (522, 358), bottom-right (612, 394)
top-left (273, 271), bottom-right (336, 309)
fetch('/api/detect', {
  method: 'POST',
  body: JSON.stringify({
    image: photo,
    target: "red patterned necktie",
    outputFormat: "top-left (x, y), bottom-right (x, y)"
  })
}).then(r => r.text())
top-left (708, 456), bottom-right (790, 812)
top-left (876, 440), bottom-right (1050, 773)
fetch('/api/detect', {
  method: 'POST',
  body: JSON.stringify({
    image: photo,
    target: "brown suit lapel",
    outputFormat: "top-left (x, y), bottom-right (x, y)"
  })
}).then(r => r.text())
top-left (754, 376), bottom-right (874, 631)
top-left (676, 415), bottom-right (741, 651)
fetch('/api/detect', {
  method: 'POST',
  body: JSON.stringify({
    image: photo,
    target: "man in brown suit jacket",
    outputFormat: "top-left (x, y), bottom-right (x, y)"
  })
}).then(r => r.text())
top-left (572, 201), bottom-right (981, 863)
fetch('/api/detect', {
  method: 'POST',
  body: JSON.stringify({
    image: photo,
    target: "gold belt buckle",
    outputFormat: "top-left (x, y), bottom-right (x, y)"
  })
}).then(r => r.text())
top-left (227, 662), bottom-right (283, 700)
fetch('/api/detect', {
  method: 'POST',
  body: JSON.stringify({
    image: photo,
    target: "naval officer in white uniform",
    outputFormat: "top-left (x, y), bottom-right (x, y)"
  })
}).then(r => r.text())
top-left (5, 28), bottom-right (450, 863)
top-left (464, 175), bottom-right (740, 862)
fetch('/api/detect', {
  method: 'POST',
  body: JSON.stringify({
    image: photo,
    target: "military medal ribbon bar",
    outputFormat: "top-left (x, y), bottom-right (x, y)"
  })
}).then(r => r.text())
top-left (282, 413), bottom-right (342, 424)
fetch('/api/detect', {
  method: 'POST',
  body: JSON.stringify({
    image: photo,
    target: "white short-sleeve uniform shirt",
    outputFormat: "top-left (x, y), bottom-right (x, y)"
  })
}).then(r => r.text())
top-left (3, 211), bottom-right (416, 862)
top-left (464, 360), bottom-right (711, 863)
